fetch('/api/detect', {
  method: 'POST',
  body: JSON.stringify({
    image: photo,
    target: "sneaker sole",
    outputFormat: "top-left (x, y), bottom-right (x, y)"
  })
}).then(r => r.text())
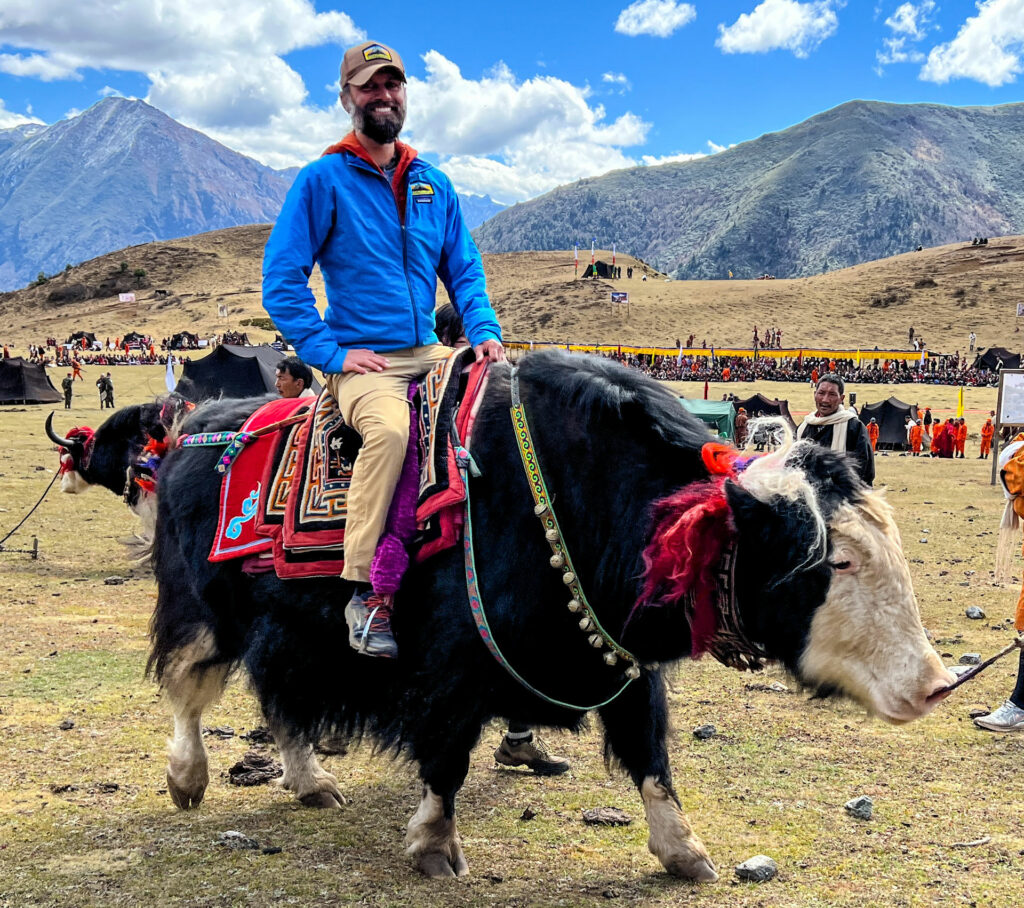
top-left (494, 753), bottom-right (571, 776)
top-left (973, 719), bottom-right (1024, 732)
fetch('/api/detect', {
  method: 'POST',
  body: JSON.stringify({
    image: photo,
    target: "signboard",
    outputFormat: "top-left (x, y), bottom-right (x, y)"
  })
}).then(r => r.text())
top-left (118, 292), bottom-right (135, 303)
top-left (217, 304), bottom-right (228, 318)
top-left (611, 292), bottom-right (629, 304)
top-left (1017, 303), bottom-right (1024, 317)
top-left (996, 369), bottom-right (1024, 426)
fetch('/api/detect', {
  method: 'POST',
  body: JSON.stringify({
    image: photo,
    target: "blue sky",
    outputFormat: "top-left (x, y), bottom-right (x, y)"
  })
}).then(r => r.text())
top-left (1, 1), bottom-right (1021, 203)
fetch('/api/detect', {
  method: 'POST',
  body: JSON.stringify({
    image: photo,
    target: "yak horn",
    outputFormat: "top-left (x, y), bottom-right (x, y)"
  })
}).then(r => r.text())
top-left (45, 412), bottom-right (76, 448)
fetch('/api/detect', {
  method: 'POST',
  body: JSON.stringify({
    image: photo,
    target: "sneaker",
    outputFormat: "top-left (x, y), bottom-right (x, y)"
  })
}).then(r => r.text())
top-left (345, 589), bottom-right (398, 658)
top-left (973, 700), bottom-right (1024, 732)
top-left (494, 734), bottom-right (570, 775)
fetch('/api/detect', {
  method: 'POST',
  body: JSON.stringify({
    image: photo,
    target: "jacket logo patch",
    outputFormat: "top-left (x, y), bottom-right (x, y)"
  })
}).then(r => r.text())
top-left (411, 181), bottom-right (434, 203)
top-left (363, 45), bottom-right (393, 63)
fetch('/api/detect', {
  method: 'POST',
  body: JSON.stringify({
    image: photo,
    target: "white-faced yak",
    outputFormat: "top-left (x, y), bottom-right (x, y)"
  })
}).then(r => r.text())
top-left (52, 351), bottom-right (954, 882)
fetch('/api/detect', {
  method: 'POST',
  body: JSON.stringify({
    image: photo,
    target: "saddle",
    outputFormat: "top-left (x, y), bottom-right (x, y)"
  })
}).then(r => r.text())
top-left (208, 347), bottom-right (489, 581)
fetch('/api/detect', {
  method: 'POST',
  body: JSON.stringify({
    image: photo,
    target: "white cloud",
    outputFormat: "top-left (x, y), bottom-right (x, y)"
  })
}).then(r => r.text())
top-left (403, 53), bottom-right (649, 203)
top-left (0, 98), bottom-right (44, 128)
top-left (615, 1), bottom-right (697, 38)
top-left (602, 71), bottom-right (631, 89)
top-left (717, 0), bottom-right (840, 58)
top-left (640, 140), bottom-right (730, 166)
top-left (921, 0), bottom-right (1024, 87)
top-left (875, 1), bottom-right (934, 70)
top-left (885, 1), bottom-right (935, 39)
top-left (0, 0), bottom-right (363, 127)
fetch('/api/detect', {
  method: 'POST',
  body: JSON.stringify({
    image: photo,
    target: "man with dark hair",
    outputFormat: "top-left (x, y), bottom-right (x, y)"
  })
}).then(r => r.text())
top-left (262, 41), bottom-right (504, 658)
top-left (61, 372), bottom-right (73, 409)
top-left (103, 372), bottom-right (114, 408)
top-left (275, 356), bottom-right (315, 399)
top-left (796, 373), bottom-right (874, 484)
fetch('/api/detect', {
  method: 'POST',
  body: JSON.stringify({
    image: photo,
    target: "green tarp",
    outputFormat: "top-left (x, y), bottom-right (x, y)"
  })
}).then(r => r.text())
top-left (679, 398), bottom-right (735, 441)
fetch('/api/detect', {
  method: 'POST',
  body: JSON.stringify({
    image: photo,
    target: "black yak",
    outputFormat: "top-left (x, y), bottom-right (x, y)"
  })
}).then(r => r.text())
top-left (52, 351), bottom-right (953, 881)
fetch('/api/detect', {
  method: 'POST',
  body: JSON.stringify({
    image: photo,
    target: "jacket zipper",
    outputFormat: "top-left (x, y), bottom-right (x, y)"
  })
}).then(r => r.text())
top-left (376, 163), bottom-right (419, 347)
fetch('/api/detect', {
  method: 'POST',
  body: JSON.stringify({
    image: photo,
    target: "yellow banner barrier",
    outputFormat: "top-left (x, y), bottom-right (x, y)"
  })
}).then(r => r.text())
top-left (503, 343), bottom-right (929, 362)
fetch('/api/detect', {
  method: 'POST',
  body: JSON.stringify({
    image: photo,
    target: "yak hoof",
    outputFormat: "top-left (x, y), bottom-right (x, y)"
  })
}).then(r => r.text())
top-left (414, 845), bottom-right (470, 879)
top-left (299, 789), bottom-right (346, 809)
top-left (166, 771), bottom-right (207, 810)
top-left (664, 854), bottom-right (718, 883)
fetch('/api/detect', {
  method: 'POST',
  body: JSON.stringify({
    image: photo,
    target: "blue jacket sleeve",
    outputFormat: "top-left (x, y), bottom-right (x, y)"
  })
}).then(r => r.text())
top-left (262, 167), bottom-right (348, 374)
top-left (436, 189), bottom-right (503, 347)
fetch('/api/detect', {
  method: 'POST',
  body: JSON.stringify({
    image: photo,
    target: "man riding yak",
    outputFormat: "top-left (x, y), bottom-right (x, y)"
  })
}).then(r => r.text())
top-left (262, 39), bottom-right (504, 660)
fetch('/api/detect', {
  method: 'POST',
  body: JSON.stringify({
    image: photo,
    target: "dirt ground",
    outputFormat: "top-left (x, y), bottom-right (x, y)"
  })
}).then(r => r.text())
top-left (1, 366), bottom-right (1022, 907)
top-left (2, 228), bottom-right (1023, 356)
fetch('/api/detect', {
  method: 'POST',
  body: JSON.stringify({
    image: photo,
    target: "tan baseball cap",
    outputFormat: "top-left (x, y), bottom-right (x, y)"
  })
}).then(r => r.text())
top-left (340, 41), bottom-right (406, 88)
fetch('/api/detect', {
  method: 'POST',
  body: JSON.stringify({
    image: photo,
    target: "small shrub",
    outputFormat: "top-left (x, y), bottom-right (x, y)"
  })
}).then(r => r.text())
top-left (119, 261), bottom-right (128, 273)
top-left (913, 276), bottom-right (937, 289)
top-left (951, 287), bottom-right (966, 299)
top-left (240, 316), bottom-right (276, 331)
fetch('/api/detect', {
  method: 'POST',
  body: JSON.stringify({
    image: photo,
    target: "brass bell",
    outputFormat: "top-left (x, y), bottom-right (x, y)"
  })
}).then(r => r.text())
top-left (549, 553), bottom-right (564, 568)
top-left (544, 528), bottom-right (558, 542)
top-left (534, 502), bottom-right (548, 516)
top-left (588, 634), bottom-right (604, 649)
top-left (567, 598), bottom-right (582, 613)
top-left (625, 664), bottom-right (641, 680)
top-left (562, 571), bottom-right (575, 585)
top-left (579, 616), bottom-right (594, 631)
top-left (603, 651), bottom-right (618, 666)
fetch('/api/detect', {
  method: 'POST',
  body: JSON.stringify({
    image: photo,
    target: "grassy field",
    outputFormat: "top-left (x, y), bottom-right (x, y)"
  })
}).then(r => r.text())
top-left (1, 365), bottom-right (1022, 907)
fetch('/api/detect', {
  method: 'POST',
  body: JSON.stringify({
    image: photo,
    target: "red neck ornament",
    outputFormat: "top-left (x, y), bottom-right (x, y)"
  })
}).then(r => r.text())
top-left (635, 443), bottom-right (762, 659)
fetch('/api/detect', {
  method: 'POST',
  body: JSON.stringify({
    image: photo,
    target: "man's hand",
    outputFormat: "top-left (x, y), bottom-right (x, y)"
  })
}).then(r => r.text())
top-left (473, 338), bottom-right (505, 364)
top-left (342, 348), bottom-right (391, 374)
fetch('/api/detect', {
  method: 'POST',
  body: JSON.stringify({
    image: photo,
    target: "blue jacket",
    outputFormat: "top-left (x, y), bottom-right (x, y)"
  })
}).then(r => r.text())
top-left (262, 143), bottom-right (502, 375)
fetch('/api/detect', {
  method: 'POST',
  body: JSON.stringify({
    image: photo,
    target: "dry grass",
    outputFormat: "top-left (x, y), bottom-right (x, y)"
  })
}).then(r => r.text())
top-left (1, 368), bottom-right (1023, 906)
top-left (2, 228), bottom-right (1023, 356)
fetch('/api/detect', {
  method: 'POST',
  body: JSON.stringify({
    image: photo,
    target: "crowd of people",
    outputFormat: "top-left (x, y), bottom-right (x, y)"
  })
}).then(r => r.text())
top-left (609, 351), bottom-right (1002, 387)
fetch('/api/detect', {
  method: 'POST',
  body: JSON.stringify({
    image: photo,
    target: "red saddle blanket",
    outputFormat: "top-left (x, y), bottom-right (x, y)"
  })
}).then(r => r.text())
top-left (208, 348), bottom-right (487, 578)
top-left (209, 396), bottom-right (310, 562)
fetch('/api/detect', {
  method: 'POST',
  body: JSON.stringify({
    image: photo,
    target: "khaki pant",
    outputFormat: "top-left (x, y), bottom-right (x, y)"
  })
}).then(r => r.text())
top-left (326, 344), bottom-right (452, 583)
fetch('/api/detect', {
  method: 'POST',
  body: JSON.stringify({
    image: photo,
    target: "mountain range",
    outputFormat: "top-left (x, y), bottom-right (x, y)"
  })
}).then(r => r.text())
top-left (0, 98), bottom-right (505, 291)
top-left (474, 100), bottom-right (1024, 280)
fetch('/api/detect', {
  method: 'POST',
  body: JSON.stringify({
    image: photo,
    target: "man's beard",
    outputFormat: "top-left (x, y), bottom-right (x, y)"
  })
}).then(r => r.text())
top-left (352, 100), bottom-right (405, 144)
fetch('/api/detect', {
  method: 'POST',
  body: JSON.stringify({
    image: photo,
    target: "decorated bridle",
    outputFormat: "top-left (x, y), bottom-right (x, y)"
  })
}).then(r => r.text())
top-left (460, 368), bottom-right (768, 712)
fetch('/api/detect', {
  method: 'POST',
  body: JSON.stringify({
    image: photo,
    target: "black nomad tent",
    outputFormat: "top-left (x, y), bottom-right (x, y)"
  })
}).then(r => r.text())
top-left (734, 393), bottom-right (796, 429)
top-left (581, 260), bottom-right (615, 278)
top-left (973, 347), bottom-right (1021, 371)
top-left (66, 331), bottom-right (96, 346)
top-left (174, 345), bottom-right (321, 402)
top-left (0, 357), bottom-right (62, 404)
top-left (859, 397), bottom-right (919, 450)
top-left (168, 331), bottom-right (200, 350)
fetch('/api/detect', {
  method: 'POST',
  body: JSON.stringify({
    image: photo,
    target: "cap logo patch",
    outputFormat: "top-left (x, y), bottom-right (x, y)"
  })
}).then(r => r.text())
top-left (363, 45), bottom-right (393, 63)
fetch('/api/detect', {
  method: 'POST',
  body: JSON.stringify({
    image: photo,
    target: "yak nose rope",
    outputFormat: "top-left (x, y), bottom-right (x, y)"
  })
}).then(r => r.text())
top-left (0, 469), bottom-right (59, 555)
top-left (937, 634), bottom-right (1024, 695)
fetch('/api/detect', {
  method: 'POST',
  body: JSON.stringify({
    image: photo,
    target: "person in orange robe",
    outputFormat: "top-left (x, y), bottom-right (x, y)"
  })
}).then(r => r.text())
top-left (867, 418), bottom-right (879, 451)
top-left (922, 407), bottom-right (932, 437)
top-left (722, 366), bottom-right (731, 381)
top-left (71, 358), bottom-right (83, 381)
top-left (980, 418), bottom-right (994, 459)
top-left (955, 418), bottom-right (968, 458)
top-left (909, 421), bottom-right (923, 455)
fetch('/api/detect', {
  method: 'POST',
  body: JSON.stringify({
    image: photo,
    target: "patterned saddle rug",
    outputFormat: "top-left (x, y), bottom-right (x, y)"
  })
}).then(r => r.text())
top-left (207, 346), bottom-right (488, 580)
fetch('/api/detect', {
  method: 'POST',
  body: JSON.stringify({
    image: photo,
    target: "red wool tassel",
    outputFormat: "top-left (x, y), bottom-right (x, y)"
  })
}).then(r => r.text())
top-left (635, 479), bottom-right (735, 657)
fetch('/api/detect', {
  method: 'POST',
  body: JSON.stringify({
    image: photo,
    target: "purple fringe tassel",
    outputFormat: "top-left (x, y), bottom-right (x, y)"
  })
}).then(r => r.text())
top-left (369, 385), bottom-right (420, 595)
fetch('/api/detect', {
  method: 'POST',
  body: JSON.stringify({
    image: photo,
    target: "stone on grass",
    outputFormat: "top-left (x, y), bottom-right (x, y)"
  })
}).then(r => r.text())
top-left (735, 854), bottom-right (778, 882)
top-left (582, 807), bottom-right (632, 826)
top-left (844, 795), bottom-right (873, 820)
top-left (965, 607), bottom-right (986, 620)
top-left (216, 830), bottom-right (259, 850)
top-left (58, 718), bottom-right (75, 730)
top-left (959, 653), bottom-right (982, 665)
top-left (693, 724), bottom-right (717, 740)
top-left (103, 576), bottom-right (126, 585)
